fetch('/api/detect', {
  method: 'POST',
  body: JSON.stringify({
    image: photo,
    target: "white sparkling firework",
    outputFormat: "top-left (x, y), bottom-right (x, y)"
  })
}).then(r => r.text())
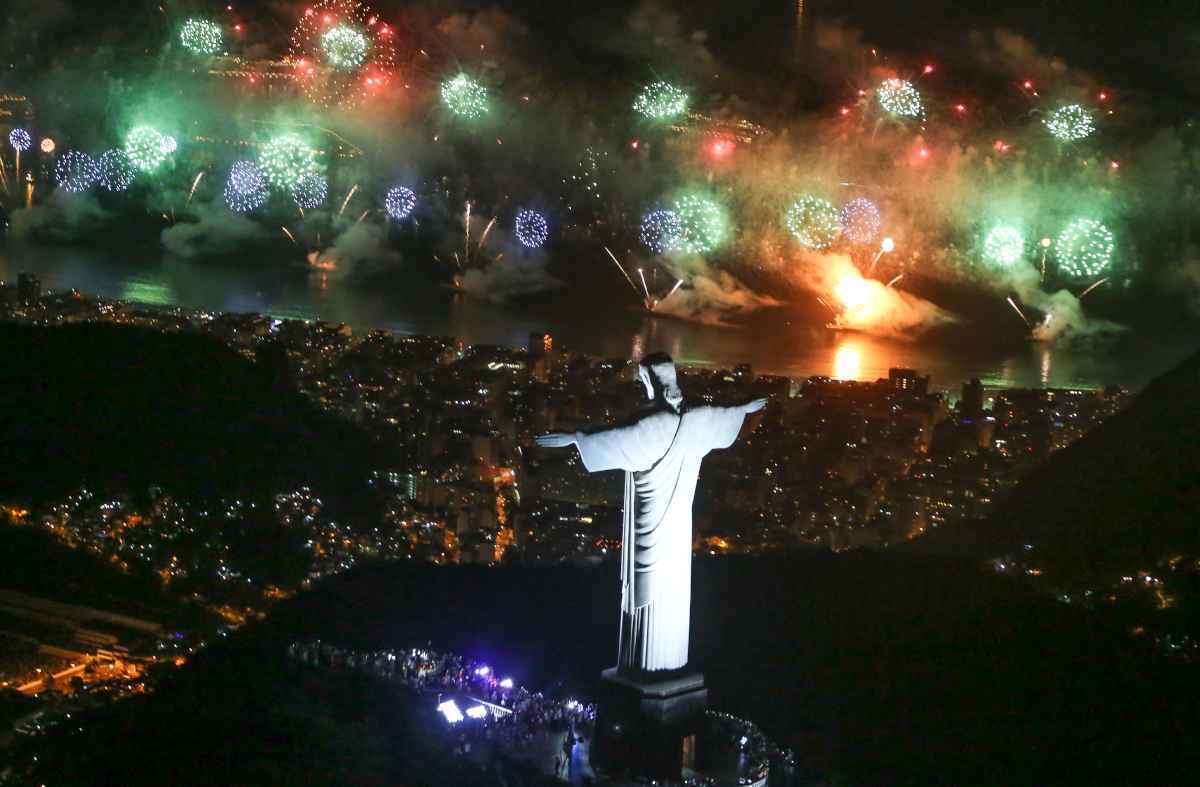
top-left (291, 173), bottom-right (328, 209)
top-left (877, 78), bottom-right (922, 119)
top-left (55, 151), bottom-right (99, 193)
top-left (224, 160), bottom-right (270, 212)
top-left (97, 149), bottom-right (136, 192)
top-left (838, 198), bottom-right (881, 243)
top-left (8, 128), bottom-right (31, 152)
top-left (384, 185), bottom-right (417, 220)
top-left (514, 209), bottom-right (549, 248)
top-left (640, 209), bottom-right (684, 254)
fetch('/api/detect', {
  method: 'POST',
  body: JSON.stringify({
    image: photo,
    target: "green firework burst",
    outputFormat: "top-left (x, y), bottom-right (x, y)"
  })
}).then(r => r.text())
top-left (124, 126), bottom-right (167, 173)
top-left (441, 74), bottom-right (489, 120)
top-left (982, 225), bottom-right (1025, 267)
top-left (180, 19), bottom-right (223, 55)
top-left (321, 25), bottom-right (369, 69)
top-left (670, 193), bottom-right (728, 255)
top-left (633, 81), bottom-right (689, 121)
top-left (1055, 218), bottom-right (1113, 278)
top-left (786, 196), bottom-right (841, 250)
top-left (258, 134), bottom-right (320, 192)
top-left (1043, 104), bottom-right (1094, 142)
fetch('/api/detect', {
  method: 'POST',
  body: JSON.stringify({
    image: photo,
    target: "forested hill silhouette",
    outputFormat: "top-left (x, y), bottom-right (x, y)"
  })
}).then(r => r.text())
top-left (919, 347), bottom-right (1200, 582)
top-left (0, 322), bottom-right (383, 502)
top-left (35, 555), bottom-right (1196, 785)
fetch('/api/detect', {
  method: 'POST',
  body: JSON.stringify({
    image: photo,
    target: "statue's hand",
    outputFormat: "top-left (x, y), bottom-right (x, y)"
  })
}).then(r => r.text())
top-left (742, 397), bottom-right (768, 414)
top-left (535, 432), bottom-right (579, 449)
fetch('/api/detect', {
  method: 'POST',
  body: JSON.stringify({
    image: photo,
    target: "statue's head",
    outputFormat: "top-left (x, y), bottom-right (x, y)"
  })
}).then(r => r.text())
top-left (638, 352), bottom-right (682, 412)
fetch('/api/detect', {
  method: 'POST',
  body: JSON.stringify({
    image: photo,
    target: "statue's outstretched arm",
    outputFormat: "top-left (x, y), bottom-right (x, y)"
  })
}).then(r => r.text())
top-left (534, 432), bottom-right (581, 449)
top-left (539, 419), bottom-right (660, 473)
top-left (740, 397), bottom-right (768, 414)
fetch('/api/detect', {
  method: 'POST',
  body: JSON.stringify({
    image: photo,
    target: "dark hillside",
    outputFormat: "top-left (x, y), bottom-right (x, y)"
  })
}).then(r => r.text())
top-left (919, 348), bottom-right (1200, 583)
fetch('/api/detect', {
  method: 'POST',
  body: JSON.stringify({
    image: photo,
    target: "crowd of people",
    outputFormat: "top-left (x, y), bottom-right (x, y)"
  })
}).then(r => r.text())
top-left (288, 641), bottom-right (803, 785)
top-left (288, 641), bottom-right (595, 777)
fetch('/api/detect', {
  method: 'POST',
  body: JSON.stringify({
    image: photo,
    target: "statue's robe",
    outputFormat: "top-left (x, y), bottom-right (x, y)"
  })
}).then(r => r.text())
top-left (575, 405), bottom-right (747, 673)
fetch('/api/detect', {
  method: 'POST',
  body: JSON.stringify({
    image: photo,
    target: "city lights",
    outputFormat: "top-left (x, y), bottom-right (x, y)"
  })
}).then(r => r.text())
top-left (436, 699), bottom-right (464, 724)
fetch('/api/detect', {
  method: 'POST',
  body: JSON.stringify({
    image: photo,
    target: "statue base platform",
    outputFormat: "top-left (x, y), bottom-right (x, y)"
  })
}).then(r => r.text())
top-left (591, 667), bottom-right (708, 781)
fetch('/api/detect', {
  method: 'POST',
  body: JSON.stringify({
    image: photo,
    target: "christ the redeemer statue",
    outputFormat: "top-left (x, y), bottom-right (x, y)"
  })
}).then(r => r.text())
top-left (537, 353), bottom-right (765, 674)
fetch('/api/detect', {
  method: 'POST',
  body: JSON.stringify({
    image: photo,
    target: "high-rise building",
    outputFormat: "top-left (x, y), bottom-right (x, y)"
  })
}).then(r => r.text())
top-left (17, 273), bottom-right (41, 304)
top-left (961, 378), bottom-right (985, 420)
top-left (528, 332), bottom-right (552, 357)
top-left (888, 368), bottom-right (929, 397)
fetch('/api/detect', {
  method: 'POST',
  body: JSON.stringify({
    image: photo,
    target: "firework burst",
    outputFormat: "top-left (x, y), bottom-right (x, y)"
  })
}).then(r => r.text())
top-left (97, 149), bottom-right (136, 192)
top-left (670, 193), bottom-right (728, 255)
top-left (640, 209), bottom-right (683, 254)
top-left (514, 209), bottom-right (549, 248)
top-left (125, 126), bottom-right (168, 173)
top-left (322, 25), bottom-right (369, 69)
top-left (633, 81), bottom-right (689, 121)
top-left (8, 128), bottom-right (31, 152)
top-left (291, 173), bottom-right (328, 209)
top-left (877, 78), bottom-right (922, 119)
top-left (982, 225), bottom-right (1025, 268)
top-left (1044, 104), bottom-right (1094, 142)
top-left (55, 151), bottom-right (99, 193)
top-left (289, 0), bottom-right (398, 108)
top-left (224, 160), bottom-right (269, 213)
top-left (180, 18), bottom-right (223, 55)
top-left (384, 186), bottom-right (416, 220)
top-left (441, 74), bottom-right (489, 120)
top-left (839, 198), bottom-right (881, 244)
top-left (258, 134), bottom-right (320, 192)
top-left (786, 196), bottom-right (840, 250)
top-left (1055, 218), bottom-right (1113, 279)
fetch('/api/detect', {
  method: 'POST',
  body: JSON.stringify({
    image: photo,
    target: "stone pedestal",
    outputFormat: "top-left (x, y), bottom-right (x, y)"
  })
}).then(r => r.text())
top-left (591, 667), bottom-right (708, 781)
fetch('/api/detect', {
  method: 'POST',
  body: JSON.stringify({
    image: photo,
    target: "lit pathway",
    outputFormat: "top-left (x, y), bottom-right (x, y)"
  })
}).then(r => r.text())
top-left (16, 657), bottom-right (91, 695)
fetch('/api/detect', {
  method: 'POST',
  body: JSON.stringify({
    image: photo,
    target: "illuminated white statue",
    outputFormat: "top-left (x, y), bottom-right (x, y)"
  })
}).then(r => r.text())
top-left (537, 354), bottom-right (765, 674)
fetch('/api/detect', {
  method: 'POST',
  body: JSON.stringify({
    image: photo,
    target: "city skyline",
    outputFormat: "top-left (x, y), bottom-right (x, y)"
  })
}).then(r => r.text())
top-left (2, 1), bottom-right (1199, 784)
